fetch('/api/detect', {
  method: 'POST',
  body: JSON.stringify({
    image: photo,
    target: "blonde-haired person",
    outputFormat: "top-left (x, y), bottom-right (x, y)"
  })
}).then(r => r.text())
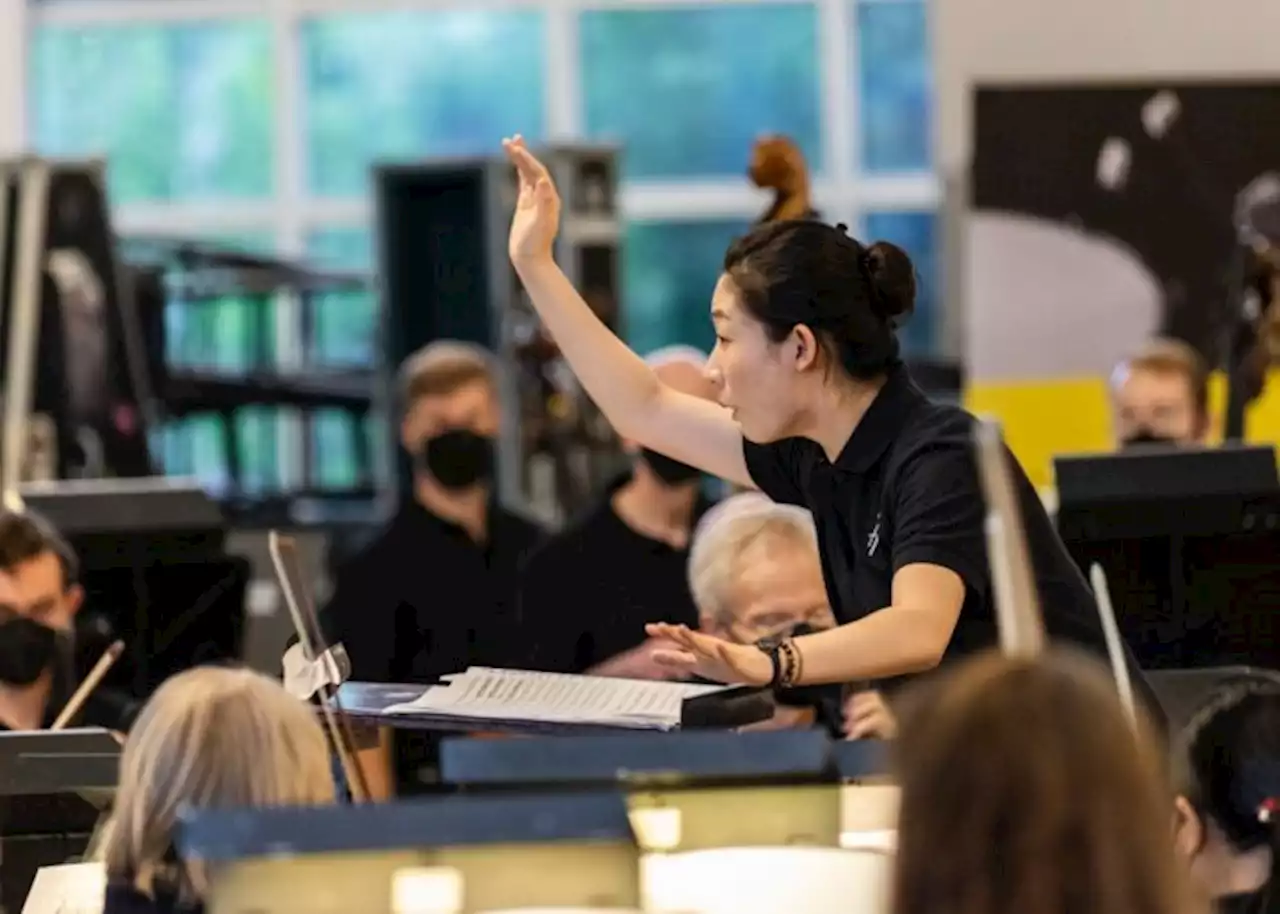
top-left (688, 494), bottom-right (896, 738)
top-left (100, 666), bottom-right (336, 914)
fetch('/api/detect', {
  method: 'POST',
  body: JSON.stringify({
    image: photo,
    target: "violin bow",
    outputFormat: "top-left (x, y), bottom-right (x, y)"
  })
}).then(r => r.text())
top-left (268, 530), bottom-right (371, 802)
top-left (973, 419), bottom-right (1046, 658)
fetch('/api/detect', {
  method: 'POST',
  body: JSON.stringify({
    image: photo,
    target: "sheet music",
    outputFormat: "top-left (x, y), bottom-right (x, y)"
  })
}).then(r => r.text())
top-left (20, 862), bottom-right (105, 914)
top-left (382, 667), bottom-right (726, 730)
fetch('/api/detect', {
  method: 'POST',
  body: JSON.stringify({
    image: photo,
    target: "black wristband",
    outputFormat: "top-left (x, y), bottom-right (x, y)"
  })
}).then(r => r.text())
top-left (756, 639), bottom-right (784, 687)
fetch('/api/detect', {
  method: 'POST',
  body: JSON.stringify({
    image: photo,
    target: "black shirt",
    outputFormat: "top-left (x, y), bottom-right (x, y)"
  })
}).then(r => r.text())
top-left (321, 499), bottom-right (545, 683)
top-left (1219, 889), bottom-right (1271, 914)
top-left (0, 663), bottom-right (135, 733)
top-left (103, 885), bottom-right (173, 914)
top-left (519, 477), bottom-right (714, 673)
top-left (742, 365), bottom-right (1156, 705)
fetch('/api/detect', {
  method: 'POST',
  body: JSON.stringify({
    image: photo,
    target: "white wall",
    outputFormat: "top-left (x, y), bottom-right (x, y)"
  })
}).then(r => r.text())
top-left (932, 0), bottom-right (1280, 356)
top-left (0, 0), bottom-right (26, 156)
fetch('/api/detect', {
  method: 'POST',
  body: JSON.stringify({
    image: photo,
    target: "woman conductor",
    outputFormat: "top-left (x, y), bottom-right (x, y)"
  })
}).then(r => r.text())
top-left (502, 136), bottom-right (1156, 709)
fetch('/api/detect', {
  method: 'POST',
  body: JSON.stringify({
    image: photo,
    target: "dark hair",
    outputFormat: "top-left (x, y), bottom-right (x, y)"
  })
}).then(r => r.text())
top-left (722, 220), bottom-right (917, 379)
top-left (0, 509), bottom-right (78, 587)
top-left (1179, 679), bottom-right (1280, 855)
top-left (893, 650), bottom-right (1191, 914)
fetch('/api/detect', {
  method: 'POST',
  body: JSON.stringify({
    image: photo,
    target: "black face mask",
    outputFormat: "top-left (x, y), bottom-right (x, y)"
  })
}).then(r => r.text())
top-left (419, 429), bottom-right (495, 490)
top-left (640, 448), bottom-right (702, 486)
top-left (0, 615), bottom-right (60, 686)
top-left (1121, 429), bottom-right (1180, 449)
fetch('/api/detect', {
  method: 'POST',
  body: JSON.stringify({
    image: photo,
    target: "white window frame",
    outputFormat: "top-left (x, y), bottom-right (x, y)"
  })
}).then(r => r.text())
top-left (18, 0), bottom-right (942, 486)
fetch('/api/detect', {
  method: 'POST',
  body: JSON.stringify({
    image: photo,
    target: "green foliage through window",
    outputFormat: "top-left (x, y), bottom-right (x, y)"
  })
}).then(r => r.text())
top-left (624, 220), bottom-right (749, 354)
top-left (580, 4), bottom-right (822, 179)
top-left (302, 10), bottom-right (547, 196)
top-left (856, 0), bottom-right (932, 172)
top-left (31, 21), bottom-right (274, 203)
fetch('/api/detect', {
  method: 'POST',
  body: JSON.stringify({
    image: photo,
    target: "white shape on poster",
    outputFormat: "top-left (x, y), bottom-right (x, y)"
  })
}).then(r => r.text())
top-left (1096, 137), bottom-right (1132, 191)
top-left (965, 212), bottom-right (1161, 382)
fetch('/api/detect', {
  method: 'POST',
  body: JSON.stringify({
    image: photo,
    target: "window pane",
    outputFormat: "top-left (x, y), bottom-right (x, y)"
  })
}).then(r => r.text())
top-left (625, 220), bottom-right (747, 354)
top-left (581, 5), bottom-right (821, 179)
top-left (310, 408), bottom-right (364, 490)
top-left (303, 10), bottom-right (546, 196)
top-left (305, 227), bottom-right (376, 368)
top-left (31, 21), bottom-right (273, 202)
top-left (855, 0), bottom-right (932, 172)
top-left (305, 230), bottom-right (382, 492)
top-left (864, 210), bottom-right (939, 355)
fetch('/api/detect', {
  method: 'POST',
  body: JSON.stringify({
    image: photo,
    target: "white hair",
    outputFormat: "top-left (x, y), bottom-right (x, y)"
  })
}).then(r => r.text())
top-left (644, 345), bottom-right (708, 370)
top-left (687, 495), bottom-right (818, 622)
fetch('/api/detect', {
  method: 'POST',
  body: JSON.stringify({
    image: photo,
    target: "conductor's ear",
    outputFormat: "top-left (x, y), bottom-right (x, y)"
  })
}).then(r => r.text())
top-left (790, 324), bottom-right (819, 372)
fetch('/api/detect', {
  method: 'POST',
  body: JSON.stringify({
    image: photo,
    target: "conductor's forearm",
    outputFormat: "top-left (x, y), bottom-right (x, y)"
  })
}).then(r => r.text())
top-left (514, 257), bottom-right (662, 438)
top-left (793, 606), bottom-right (949, 684)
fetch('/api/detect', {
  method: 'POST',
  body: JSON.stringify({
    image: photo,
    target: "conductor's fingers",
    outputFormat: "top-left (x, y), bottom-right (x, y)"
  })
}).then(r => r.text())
top-left (651, 649), bottom-right (698, 670)
top-left (503, 136), bottom-right (550, 182)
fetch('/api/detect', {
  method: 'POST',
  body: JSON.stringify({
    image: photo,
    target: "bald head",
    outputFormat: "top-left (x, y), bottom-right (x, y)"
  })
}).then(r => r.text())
top-left (655, 359), bottom-right (718, 402)
top-left (645, 347), bottom-right (717, 403)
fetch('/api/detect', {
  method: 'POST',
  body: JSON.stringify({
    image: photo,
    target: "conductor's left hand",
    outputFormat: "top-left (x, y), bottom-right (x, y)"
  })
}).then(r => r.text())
top-left (645, 623), bottom-right (773, 686)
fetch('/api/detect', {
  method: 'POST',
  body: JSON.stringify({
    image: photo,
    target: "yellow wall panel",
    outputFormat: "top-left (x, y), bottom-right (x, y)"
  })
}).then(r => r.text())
top-left (963, 370), bottom-right (1280, 488)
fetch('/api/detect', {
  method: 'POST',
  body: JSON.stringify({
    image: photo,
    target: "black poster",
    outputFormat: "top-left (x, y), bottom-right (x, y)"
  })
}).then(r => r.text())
top-left (969, 82), bottom-right (1280, 382)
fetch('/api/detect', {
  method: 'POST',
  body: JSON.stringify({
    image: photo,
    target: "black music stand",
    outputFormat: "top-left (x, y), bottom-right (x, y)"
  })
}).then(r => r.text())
top-left (178, 792), bottom-right (641, 914)
top-left (1056, 446), bottom-right (1280, 671)
top-left (0, 729), bottom-right (119, 911)
top-left (436, 729), bottom-right (889, 852)
top-left (21, 481), bottom-right (246, 701)
top-left (438, 729), bottom-right (833, 789)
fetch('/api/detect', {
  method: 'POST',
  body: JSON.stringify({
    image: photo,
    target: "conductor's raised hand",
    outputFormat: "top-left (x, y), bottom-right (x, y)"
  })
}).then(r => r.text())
top-left (645, 623), bottom-right (773, 686)
top-left (503, 135), bottom-right (561, 264)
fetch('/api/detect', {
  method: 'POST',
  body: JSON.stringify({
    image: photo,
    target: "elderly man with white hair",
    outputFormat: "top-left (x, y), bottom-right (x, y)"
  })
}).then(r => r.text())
top-left (519, 347), bottom-right (725, 675)
top-left (687, 494), bottom-right (897, 738)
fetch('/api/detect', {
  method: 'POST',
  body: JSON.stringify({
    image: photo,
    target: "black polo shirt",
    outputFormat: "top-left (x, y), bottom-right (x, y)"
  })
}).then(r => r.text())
top-left (519, 476), bottom-right (714, 673)
top-left (742, 365), bottom-right (1157, 705)
top-left (321, 499), bottom-right (545, 683)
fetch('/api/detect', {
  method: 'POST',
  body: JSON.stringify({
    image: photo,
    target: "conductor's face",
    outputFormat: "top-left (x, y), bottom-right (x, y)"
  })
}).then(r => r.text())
top-left (707, 275), bottom-right (807, 443)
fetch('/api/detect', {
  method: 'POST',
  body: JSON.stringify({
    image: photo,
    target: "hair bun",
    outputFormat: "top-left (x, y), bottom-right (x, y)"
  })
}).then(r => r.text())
top-left (865, 241), bottom-right (917, 325)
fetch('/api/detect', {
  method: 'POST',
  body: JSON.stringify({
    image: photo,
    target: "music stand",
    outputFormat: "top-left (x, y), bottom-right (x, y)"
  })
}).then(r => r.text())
top-left (0, 158), bottom-right (157, 501)
top-left (0, 728), bottom-right (120, 911)
top-left (267, 531), bottom-right (370, 800)
top-left (438, 730), bottom-right (874, 853)
top-left (179, 792), bottom-right (641, 914)
top-left (1055, 446), bottom-right (1280, 670)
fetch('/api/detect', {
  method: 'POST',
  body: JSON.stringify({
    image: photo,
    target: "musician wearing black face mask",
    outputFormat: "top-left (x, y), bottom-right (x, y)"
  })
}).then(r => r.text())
top-left (518, 349), bottom-right (719, 675)
top-left (0, 510), bottom-right (88, 732)
top-left (319, 342), bottom-right (544, 795)
top-left (1112, 338), bottom-right (1211, 449)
